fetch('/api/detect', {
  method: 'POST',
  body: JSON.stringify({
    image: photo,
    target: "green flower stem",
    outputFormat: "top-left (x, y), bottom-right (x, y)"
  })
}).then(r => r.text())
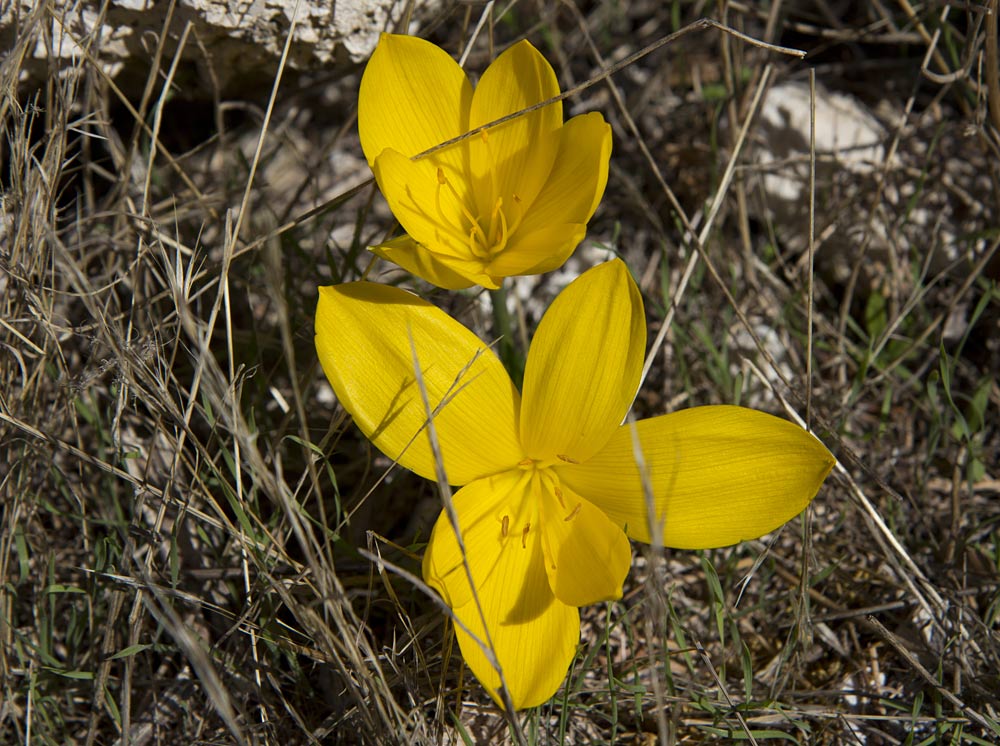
top-left (490, 283), bottom-right (524, 389)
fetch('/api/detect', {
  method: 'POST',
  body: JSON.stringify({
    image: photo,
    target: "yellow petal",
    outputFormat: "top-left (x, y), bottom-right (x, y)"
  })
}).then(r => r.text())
top-left (520, 260), bottom-right (646, 464)
top-left (468, 40), bottom-right (562, 227)
top-left (314, 282), bottom-right (521, 484)
top-left (451, 519), bottom-right (579, 710)
top-left (557, 406), bottom-right (836, 547)
top-left (371, 148), bottom-right (473, 260)
top-left (539, 478), bottom-right (631, 607)
top-left (484, 222), bottom-right (586, 278)
top-left (422, 470), bottom-right (526, 609)
top-left (358, 34), bottom-right (472, 184)
top-left (482, 114), bottom-right (610, 278)
top-left (370, 235), bottom-right (478, 290)
top-left (511, 112), bottom-right (612, 250)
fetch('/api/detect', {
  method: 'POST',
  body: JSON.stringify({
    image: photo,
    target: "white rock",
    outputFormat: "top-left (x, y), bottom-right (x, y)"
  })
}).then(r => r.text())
top-left (3, 0), bottom-right (442, 95)
top-left (756, 80), bottom-right (889, 204)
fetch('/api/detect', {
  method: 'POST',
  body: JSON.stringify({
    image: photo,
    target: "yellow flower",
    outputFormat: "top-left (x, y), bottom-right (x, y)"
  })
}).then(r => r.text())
top-left (314, 260), bottom-right (835, 709)
top-left (357, 34), bottom-right (612, 290)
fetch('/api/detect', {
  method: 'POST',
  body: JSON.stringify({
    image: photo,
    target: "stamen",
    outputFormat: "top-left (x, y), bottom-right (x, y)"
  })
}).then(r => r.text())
top-left (501, 515), bottom-right (510, 538)
top-left (517, 457), bottom-right (534, 468)
top-left (565, 504), bottom-right (582, 522)
top-left (437, 164), bottom-right (489, 253)
top-left (490, 197), bottom-right (509, 251)
top-left (554, 486), bottom-right (566, 509)
top-left (521, 523), bottom-right (530, 549)
top-left (557, 454), bottom-right (579, 464)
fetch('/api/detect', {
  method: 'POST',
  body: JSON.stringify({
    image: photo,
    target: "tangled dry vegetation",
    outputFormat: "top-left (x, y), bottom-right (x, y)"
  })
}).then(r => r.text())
top-left (2, 1), bottom-right (999, 744)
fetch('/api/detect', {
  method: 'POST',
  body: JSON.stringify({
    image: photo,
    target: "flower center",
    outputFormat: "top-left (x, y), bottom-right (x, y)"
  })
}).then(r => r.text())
top-left (470, 196), bottom-right (509, 260)
top-left (501, 461), bottom-right (581, 549)
top-left (435, 165), bottom-right (509, 261)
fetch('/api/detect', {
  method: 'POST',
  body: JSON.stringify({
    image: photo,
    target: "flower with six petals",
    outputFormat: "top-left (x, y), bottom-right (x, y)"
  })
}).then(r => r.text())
top-left (314, 259), bottom-right (836, 709)
top-left (357, 34), bottom-right (612, 289)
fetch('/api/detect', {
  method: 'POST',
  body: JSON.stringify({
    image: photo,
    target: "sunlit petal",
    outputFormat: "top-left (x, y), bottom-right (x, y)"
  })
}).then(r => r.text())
top-left (484, 222), bottom-right (586, 279)
top-left (371, 148), bottom-right (473, 260)
top-left (315, 282), bottom-right (521, 484)
top-left (358, 33), bottom-right (472, 184)
top-left (423, 471), bottom-right (527, 609)
top-left (520, 260), bottom-right (646, 464)
top-left (515, 112), bottom-right (612, 235)
top-left (469, 40), bottom-right (562, 225)
top-left (370, 235), bottom-right (476, 290)
top-left (371, 235), bottom-right (502, 290)
top-left (451, 522), bottom-right (579, 710)
top-left (482, 114), bottom-right (609, 278)
top-left (557, 406), bottom-right (836, 547)
top-left (539, 479), bottom-right (631, 607)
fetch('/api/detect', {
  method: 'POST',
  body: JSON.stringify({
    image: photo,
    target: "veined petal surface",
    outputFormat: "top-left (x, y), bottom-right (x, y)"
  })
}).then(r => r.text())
top-left (423, 471), bottom-right (527, 609)
top-left (371, 148), bottom-right (473, 260)
top-left (358, 33), bottom-right (472, 183)
top-left (371, 235), bottom-right (503, 290)
top-left (484, 222), bottom-right (587, 279)
top-left (539, 479), bottom-right (631, 607)
top-left (513, 112), bottom-right (612, 241)
top-left (484, 114), bottom-right (609, 278)
top-left (520, 260), bottom-right (646, 464)
top-left (369, 235), bottom-right (476, 290)
top-left (451, 522), bottom-right (579, 710)
top-left (469, 40), bottom-right (562, 226)
top-left (315, 282), bottom-right (521, 484)
top-left (557, 406), bottom-right (836, 547)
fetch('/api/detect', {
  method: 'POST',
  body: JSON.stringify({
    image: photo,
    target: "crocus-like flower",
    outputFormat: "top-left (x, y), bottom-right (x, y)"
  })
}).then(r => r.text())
top-left (314, 260), bottom-right (835, 709)
top-left (357, 34), bottom-right (612, 290)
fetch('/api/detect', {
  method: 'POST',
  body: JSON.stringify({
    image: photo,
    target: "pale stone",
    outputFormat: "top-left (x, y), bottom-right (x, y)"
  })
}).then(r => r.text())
top-left (3, 0), bottom-right (441, 95)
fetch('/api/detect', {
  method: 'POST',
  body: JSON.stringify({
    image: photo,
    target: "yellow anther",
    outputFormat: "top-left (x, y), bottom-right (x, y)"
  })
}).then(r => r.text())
top-left (554, 487), bottom-right (566, 509)
top-left (557, 454), bottom-right (579, 464)
top-left (436, 167), bottom-right (447, 185)
top-left (479, 129), bottom-right (489, 143)
top-left (564, 503), bottom-right (582, 522)
top-left (521, 523), bottom-right (530, 549)
top-left (501, 515), bottom-right (510, 538)
top-left (513, 193), bottom-right (522, 204)
top-left (517, 457), bottom-right (534, 468)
